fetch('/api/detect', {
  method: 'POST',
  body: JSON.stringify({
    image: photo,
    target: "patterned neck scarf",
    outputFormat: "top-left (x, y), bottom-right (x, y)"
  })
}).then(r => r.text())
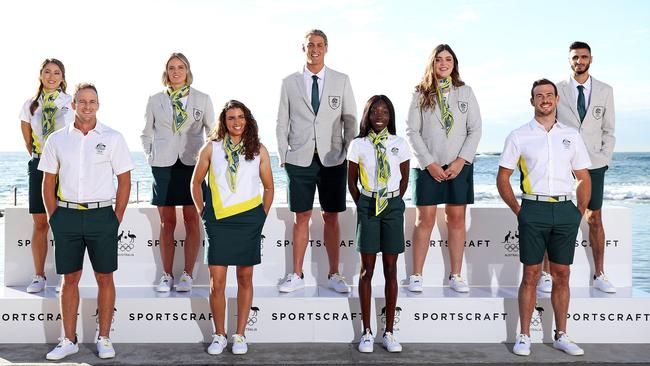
top-left (41, 90), bottom-right (60, 140)
top-left (368, 128), bottom-right (391, 215)
top-left (167, 85), bottom-right (190, 133)
top-left (223, 135), bottom-right (244, 193)
top-left (436, 76), bottom-right (454, 137)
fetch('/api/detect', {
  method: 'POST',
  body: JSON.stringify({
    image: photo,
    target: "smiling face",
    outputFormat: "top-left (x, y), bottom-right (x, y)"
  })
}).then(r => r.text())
top-left (166, 57), bottom-right (188, 89)
top-left (225, 107), bottom-right (246, 140)
top-left (531, 84), bottom-right (558, 117)
top-left (40, 63), bottom-right (64, 92)
top-left (434, 50), bottom-right (454, 79)
top-left (369, 100), bottom-right (390, 133)
top-left (303, 35), bottom-right (328, 69)
top-left (73, 87), bottom-right (99, 124)
top-left (569, 48), bottom-right (592, 76)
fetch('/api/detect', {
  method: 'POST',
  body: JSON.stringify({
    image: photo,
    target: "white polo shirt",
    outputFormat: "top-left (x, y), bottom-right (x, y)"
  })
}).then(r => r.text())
top-left (499, 119), bottom-right (591, 196)
top-left (19, 92), bottom-right (75, 154)
top-left (38, 121), bottom-right (135, 203)
top-left (347, 134), bottom-right (411, 192)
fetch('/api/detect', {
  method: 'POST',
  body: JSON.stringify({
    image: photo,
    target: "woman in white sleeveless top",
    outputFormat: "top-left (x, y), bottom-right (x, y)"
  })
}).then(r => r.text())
top-left (191, 100), bottom-right (273, 356)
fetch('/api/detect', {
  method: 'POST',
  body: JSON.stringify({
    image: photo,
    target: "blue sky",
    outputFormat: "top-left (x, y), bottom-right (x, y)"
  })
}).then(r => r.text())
top-left (2, 0), bottom-right (649, 152)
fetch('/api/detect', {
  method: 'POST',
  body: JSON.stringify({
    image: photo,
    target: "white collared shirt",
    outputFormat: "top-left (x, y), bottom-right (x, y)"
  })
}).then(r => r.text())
top-left (303, 65), bottom-right (326, 103)
top-left (19, 92), bottom-right (75, 154)
top-left (570, 75), bottom-right (592, 109)
top-left (499, 119), bottom-right (591, 196)
top-left (38, 121), bottom-right (135, 203)
top-left (347, 134), bottom-right (411, 192)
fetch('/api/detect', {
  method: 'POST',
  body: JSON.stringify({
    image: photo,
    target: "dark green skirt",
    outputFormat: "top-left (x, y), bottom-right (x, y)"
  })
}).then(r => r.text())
top-left (151, 159), bottom-right (195, 206)
top-left (411, 163), bottom-right (474, 205)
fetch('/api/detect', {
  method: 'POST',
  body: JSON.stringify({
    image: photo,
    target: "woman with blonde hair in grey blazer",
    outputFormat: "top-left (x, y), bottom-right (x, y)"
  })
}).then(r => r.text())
top-left (141, 52), bottom-right (216, 292)
top-left (405, 44), bottom-right (482, 293)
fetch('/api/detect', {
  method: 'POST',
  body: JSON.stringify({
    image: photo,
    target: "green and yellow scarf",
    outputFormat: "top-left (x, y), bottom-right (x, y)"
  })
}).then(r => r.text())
top-left (368, 128), bottom-right (391, 215)
top-left (167, 85), bottom-right (190, 133)
top-left (436, 77), bottom-right (454, 137)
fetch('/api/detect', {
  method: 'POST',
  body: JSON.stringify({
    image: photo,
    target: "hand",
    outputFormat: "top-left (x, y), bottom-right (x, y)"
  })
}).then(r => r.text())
top-left (116, 212), bottom-right (124, 224)
top-left (443, 158), bottom-right (465, 180)
top-left (426, 163), bottom-right (446, 182)
top-left (47, 208), bottom-right (57, 221)
top-left (578, 206), bottom-right (587, 217)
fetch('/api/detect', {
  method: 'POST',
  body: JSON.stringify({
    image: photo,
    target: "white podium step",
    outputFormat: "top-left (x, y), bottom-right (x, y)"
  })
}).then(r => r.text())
top-left (1, 285), bottom-right (648, 344)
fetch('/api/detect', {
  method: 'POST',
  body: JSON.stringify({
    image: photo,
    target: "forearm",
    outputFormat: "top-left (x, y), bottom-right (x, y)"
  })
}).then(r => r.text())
top-left (575, 171), bottom-right (592, 213)
top-left (497, 171), bottom-right (519, 215)
top-left (190, 181), bottom-right (205, 214)
top-left (42, 174), bottom-right (58, 217)
top-left (262, 187), bottom-right (274, 214)
top-left (114, 172), bottom-right (131, 220)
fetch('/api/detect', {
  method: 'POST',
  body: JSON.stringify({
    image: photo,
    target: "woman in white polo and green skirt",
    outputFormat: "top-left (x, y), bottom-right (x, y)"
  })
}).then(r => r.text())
top-left (191, 100), bottom-right (273, 356)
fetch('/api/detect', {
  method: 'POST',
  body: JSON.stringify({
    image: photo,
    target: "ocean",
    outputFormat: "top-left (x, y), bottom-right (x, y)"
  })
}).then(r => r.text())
top-left (1, 152), bottom-right (649, 291)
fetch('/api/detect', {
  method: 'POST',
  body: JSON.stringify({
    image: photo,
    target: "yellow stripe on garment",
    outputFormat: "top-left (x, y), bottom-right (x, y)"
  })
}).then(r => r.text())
top-left (31, 131), bottom-right (42, 154)
top-left (358, 157), bottom-right (371, 191)
top-left (208, 162), bottom-right (261, 219)
top-left (517, 156), bottom-right (533, 194)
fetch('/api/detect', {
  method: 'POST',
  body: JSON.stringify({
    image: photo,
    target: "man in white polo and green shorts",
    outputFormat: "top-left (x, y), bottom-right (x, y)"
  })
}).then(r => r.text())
top-left (497, 79), bottom-right (591, 357)
top-left (39, 83), bottom-right (134, 361)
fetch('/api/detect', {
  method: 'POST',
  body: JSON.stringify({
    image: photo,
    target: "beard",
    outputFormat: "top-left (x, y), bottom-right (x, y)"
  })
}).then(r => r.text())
top-left (535, 105), bottom-right (556, 117)
top-left (571, 63), bottom-right (590, 75)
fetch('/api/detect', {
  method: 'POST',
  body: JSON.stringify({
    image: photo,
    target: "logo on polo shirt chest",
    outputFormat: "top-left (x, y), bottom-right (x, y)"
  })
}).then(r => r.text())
top-left (391, 147), bottom-right (399, 155)
top-left (562, 139), bottom-right (571, 150)
top-left (95, 143), bottom-right (106, 155)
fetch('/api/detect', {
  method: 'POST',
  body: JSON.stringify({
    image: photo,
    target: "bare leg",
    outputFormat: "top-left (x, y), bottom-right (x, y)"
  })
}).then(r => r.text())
top-left (182, 205), bottom-right (200, 275)
top-left (291, 210), bottom-right (312, 276)
top-left (209, 265), bottom-right (227, 335)
top-left (549, 262), bottom-right (571, 335)
top-left (382, 253), bottom-right (399, 333)
top-left (412, 205), bottom-right (437, 274)
top-left (445, 204), bottom-right (467, 275)
top-left (518, 263), bottom-right (541, 335)
top-left (322, 211), bottom-right (341, 275)
top-left (95, 272), bottom-right (115, 338)
top-left (61, 270), bottom-right (82, 340)
top-left (235, 266), bottom-right (254, 335)
top-left (158, 206), bottom-right (177, 274)
top-left (586, 209), bottom-right (605, 275)
top-left (542, 253), bottom-right (551, 273)
top-left (358, 254), bottom-right (376, 331)
top-left (31, 213), bottom-right (49, 276)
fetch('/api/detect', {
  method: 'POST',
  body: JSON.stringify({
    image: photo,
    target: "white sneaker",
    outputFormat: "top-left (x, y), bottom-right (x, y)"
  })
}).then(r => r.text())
top-left (176, 271), bottom-right (193, 292)
top-left (46, 337), bottom-right (79, 360)
top-left (537, 271), bottom-right (553, 293)
top-left (156, 273), bottom-right (173, 292)
top-left (358, 329), bottom-right (374, 353)
top-left (382, 332), bottom-right (402, 352)
top-left (26, 275), bottom-right (46, 293)
top-left (278, 273), bottom-right (305, 293)
top-left (407, 274), bottom-right (423, 292)
top-left (231, 334), bottom-right (248, 355)
top-left (593, 273), bottom-right (616, 293)
top-left (553, 332), bottom-right (584, 356)
top-left (328, 273), bottom-right (351, 293)
top-left (449, 274), bottom-right (470, 293)
top-left (207, 334), bottom-right (227, 355)
top-left (96, 336), bottom-right (115, 359)
top-left (512, 333), bottom-right (531, 356)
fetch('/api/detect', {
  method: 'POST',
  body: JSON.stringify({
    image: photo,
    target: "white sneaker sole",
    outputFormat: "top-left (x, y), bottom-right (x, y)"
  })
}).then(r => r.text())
top-left (407, 285), bottom-right (423, 292)
top-left (450, 286), bottom-right (470, 293)
top-left (207, 346), bottom-right (225, 355)
top-left (513, 348), bottom-right (531, 356)
top-left (175, 286), bottom-right (191, 292)
top-left (278, 285), bottom-right (304, 293)
top-left (232, 348), bottom-right (248, 355)
top-left (384, 345), bottom-right (402, 352)
top-left (537, 286), bottom-right (552, 293)
top-left (46, 348), bottom-right (78, 360)
top-left (358, 346), bottom-right (373, 353)
top-left (553, 343), bottom-right (584, 356)
top-left (595, 286), bottom-right (616, 294)
top-left (329, 285), bottom-right (351, 293)
top-left (26, 287), bottom-right (45, 293)
top-left (98, 351), bottom-right (115, 359)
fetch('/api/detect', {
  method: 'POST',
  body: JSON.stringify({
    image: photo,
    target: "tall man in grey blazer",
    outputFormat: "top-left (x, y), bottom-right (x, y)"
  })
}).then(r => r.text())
top-left (276, 29), bottom-right (357, 293)
top-left (555, 41), bottom-right (616, 293)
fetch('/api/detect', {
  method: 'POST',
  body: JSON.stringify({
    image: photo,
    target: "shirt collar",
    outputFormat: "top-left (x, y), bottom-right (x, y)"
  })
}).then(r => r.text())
top-left (570, 75), bottom-right (592, 91)
top-left (68, 120), bottom-right (104, 135)
top-left (303, 65), bottom-right (327, 80)
top-left (529, 118), bottom-right (567, 132)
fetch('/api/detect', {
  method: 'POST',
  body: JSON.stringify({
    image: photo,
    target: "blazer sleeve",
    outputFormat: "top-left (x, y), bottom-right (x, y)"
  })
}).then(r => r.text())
top-left (600, 86), bottom-right (616, 164)
top-left (275, 80), bottom-right (290, 166)
top-left (141, 96), bottom-right (155, 159)
top-left (405, 93), bottom-right (434, 169)
top-left (203, 94), bottom-right (216, 138)
top-left (458, 86), bottom-right (482, 163)
top-left (342, 75), bottom-right (358, 152)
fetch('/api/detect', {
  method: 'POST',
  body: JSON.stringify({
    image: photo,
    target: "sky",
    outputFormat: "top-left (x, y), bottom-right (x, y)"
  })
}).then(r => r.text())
top-left (2, 0), bottom-right (649, 153)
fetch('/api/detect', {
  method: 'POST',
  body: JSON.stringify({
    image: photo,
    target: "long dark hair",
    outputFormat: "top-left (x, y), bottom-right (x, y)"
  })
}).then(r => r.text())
top-left (30, 58), bottom-right (67, 115)
top-left (357, 95), bottom-right (396, 138)
top-left (415, 44), bottom-right (465, 111)
top-left (209, 100), bottom-right (260, 161)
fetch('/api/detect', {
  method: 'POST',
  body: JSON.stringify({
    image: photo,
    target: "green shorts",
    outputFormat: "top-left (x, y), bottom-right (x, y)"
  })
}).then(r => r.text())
top-left (355, 194), bottom-right (405, 254)
top-left (411, 164), bottom-right (474, 206)
top-left (285, 155), bottom-right (347, 213)
top-left (588, 166), bottom-right (608, 210)
top-left (49, 206), bottom-right (120, 274)
top-left (28, 158), bottom-right (46, 214)
top-left (517, 200), bottom-right (582, 265)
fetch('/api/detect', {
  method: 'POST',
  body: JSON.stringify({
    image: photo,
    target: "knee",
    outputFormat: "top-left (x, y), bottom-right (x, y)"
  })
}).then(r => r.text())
top-left (551, 268), bottom-right (570, 287)
top-left (63, 273), bottom-right (81, 287)
top-left (415, 215), bottom-right (435, 230)
top-left (33, 220), bottom-right (49, 233)
top-left (383, 263), bottom-right (397, 279)
top-left (360, 265), bottom-right (375, 282)
top-left (183, 211), bottom-right (199, 226)
top-left (160, 216), bottom-right (176, 230)
top-left (237, 273), bottom-right (253, 289)
top-left (295, 211), bottom-right (312, 226)
top-left (321, 211), bottom-right (338, 225)
top-left (210, 278), bottom-right (226, 294)
top-left (95, 273), bottom-right (114, 287)
top-left (521, 269), bottom-right (541, 288)
top-left (445, 213), bottom-right (465, 230)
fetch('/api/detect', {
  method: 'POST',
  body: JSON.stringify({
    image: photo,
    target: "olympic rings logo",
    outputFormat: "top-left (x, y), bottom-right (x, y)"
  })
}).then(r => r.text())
top-left (504, 244), bottom-right (519, 252)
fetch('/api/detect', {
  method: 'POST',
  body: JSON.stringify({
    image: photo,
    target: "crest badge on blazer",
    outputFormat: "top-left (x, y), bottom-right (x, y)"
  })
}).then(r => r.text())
top-left (328, 96), bottom-right (341, 110)
top-left (592, 106), bottom-right (604, 120)
top-left (193, 108), bottom-right (203, 121)
top-left (458, 101), bottom-right (468, 113)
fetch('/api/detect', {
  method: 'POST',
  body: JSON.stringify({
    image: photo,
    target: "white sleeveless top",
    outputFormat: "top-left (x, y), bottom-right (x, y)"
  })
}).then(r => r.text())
top-left (207, 140), bottom-right (262, 219)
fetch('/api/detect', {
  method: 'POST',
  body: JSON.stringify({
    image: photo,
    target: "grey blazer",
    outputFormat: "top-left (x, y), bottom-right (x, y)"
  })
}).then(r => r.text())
top-left (557, 77), bottom-right (615, 169)
top-left (141, 87), bottom-right (215, 167)
top-left (276, 67), bottom-right (357, 167)
top-left (405, 85), bottom-right (482, 169)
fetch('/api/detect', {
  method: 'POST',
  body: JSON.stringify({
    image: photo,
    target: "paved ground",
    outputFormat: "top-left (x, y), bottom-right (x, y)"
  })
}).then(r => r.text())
top-left (1, 343), bottom-right (649, 365)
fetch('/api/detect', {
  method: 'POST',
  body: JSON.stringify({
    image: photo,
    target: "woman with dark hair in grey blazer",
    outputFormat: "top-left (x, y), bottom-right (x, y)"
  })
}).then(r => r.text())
top-left (141, 52), bottom-right (216, 292)
top-left (405, 44), bottom-right (482, 293)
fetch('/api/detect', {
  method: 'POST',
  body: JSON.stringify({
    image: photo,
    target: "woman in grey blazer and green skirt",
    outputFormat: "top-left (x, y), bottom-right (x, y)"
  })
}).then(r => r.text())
top-left (405, 44), bottom-right (482, 293)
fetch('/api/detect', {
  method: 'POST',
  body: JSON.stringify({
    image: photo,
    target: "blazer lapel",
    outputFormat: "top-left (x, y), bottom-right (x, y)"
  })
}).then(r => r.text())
top-left (159, 91), bottom-right (173, 122)
top-left (293, 72), bottom-right (314, 114)
top-left (561, 80), bottom-right (580, 122)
